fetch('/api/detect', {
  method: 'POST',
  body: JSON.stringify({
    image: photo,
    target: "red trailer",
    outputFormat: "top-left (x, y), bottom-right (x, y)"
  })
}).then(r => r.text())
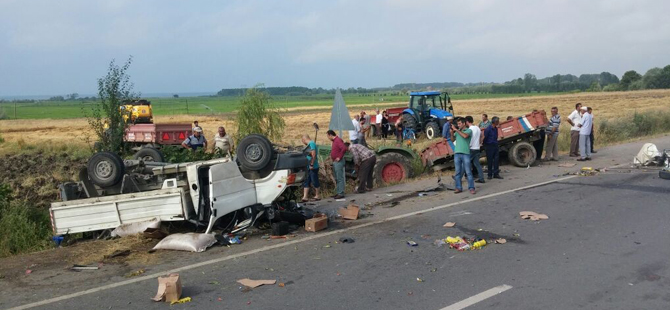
top-left (124, 123), bottom-right (192, 161)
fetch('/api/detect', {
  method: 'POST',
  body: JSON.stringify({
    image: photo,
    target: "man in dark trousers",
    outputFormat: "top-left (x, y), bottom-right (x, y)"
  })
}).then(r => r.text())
top-left (588, 107), bottom-right (597, 153)
top-left (482, 116), bottom-right (503, 179)
top-left (344, 142), bottom-right (377, 193)
top-left (327, 130), bottom-right (347, 199)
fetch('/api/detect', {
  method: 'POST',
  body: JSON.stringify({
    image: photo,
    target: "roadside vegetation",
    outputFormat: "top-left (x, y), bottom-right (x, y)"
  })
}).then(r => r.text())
top-left (0, 183), bottom-right (52, 257)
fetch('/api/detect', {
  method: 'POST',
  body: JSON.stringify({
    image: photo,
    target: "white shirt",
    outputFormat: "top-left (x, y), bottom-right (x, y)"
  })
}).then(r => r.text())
top-left (375, 113), bottom-right (382, 124)
top-left (214, 133), bottom-right (233, 153)
top-left (349, 119), bottom-right (361, 141)
top-left (468, 125), bottom-right (481, 150)
top-left (579, 112), bottom-right (593, 135)
top-left (568, 110), bottom-right (582, 131)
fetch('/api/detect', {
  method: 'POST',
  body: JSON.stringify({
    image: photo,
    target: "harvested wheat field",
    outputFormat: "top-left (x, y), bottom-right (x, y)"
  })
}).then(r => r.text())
top-left (1, 89), bottom-right (670, 151)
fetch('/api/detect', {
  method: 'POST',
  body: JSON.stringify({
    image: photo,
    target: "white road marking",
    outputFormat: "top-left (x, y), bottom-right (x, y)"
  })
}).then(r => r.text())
top-left (440, 284), bottom-right (513, 310)
top-left (7, 176), bottom-right (576, 310)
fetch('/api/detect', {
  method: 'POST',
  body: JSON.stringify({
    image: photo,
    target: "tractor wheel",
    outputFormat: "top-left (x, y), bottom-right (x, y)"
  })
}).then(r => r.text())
top-left (133, 147), bottom-right (165, 162)
top-left (402, 113), bottom-right (418, 132)
top-left (373, 153), bottom-right (413, 185)
top-left (425, 122), bottom-right (440, 140)
top-left (508, 142), bottom-right (537, 167)
top-left (237, 134), bottom-right (274, 171)
top-left (87, 152), bottom-right (125, 188)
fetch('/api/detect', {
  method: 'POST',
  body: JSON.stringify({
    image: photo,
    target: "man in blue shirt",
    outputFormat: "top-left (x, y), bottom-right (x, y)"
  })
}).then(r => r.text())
top-left (301, 134), bottom-right (321, 201)
top-left (482, 116), bottom-right (503, 179)
top-left (181, 127), bottom-right (207, 151)
top-left (441, 116), bottom-right (455, 151)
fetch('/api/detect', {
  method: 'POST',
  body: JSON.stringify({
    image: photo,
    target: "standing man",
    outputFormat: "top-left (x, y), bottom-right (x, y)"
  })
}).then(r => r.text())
top-left (466, 116), bottom-right (485, 184)
top-left (452, 118), bottom-right (476, 194)
top-left (442, 116), bottom-right (455, 150)
top-left (344, 142), bottom-right (376, 193)
top-left (567, 103), bottom-right (583, 157)
top-left (375, 108), bottom-right (383, 139)
top-left (588, 107), bottom-right (597, 153)
top-left (327, 130), bottom-right (347, 199)
top-left (395, 117), bottom-right (404, 142)
top-left (193, 120), bottom-right (201, 131)
top-left (301, 134), bottom-right (321, 202)
top-left (544, 107), bottom-right (561, 161)
top-left (577, 106), bottom-right (592, 161)
top-left (479, 114), bottom-right (491, 129)
top-left (349, 115), bottom-right (361, 144)
top-left (213, 126), bottom-right (234, 156)
top-left (361, 111), bottom-right (372, 139)
top-left (181, 127), bottom-right (207, 151)
top-left (482, 116), bottom-right (503, 179)
top-left (359, 118), bottom-right (369, 147)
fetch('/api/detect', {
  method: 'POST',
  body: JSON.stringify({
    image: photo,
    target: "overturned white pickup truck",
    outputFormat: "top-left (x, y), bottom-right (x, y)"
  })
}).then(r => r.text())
top-left (50, 134), bottom-right (308, 235)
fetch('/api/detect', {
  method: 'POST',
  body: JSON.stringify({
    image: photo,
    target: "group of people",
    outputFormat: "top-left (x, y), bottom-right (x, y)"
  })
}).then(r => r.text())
top-left (180, 120), bottom-right (234, 155)
top-left (349, 109), bottom-right (394, 146)
top-left (566, 103), bottom-right (596, 161)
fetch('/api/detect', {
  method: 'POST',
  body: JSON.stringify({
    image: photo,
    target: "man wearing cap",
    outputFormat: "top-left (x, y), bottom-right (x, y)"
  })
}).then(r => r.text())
top-left (182, 127), bottom-right (207, 151)
top-left (482, 116), bottom-right (502, 179)
top-left (567, 103), bottom-right (582, 157)
top-left (577, 106), bottom-right (592, 161)
top-left (442, 116), bottom-right (455, 150)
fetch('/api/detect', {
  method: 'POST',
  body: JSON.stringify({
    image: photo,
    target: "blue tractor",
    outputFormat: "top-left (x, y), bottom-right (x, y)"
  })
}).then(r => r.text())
top-left (401, 91), bottom-right (454, 140)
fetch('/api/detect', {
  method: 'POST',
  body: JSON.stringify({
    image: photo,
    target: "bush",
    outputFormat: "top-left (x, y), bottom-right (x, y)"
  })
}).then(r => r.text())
top-left (161, 145), bottom-right (219, 163)
top-left (0, 184), bottom-right (51, 257)
top-left (233, 85), bottom-right (285, 141)
top-left (598, 110), bottom-right (670, 145)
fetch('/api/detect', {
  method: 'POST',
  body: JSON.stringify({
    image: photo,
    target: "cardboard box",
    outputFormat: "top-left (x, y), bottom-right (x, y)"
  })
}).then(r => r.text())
top-left (338, 204), bottom-right (360, 220)
top-left (305, 213), bottom-right (328, 232)
top-left (152, 273), bottom-right (182, 303)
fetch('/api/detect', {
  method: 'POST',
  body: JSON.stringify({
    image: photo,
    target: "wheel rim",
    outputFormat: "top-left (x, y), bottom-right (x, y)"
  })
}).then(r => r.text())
top-left (95, 160), bottom-right (113, 179)
top-left (518, 148), bottom-right (531, 164)
top-left (381, 162), bottom-right (405, 183)
top-left (426, 127), bottom-right (434, 139)
top-left (142, 155), bottom-right (155, 162)
top-left (245, 144), bottom-right (263, 162)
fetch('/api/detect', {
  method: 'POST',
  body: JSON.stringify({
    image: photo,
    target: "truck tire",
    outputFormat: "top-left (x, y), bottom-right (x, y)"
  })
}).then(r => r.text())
top-left (402, 113), bottom-right (418, 132)
top-left (508, 142), bottom-right (537, 167)
top-left (87, 152), bottom-right (125, 188)
top-left (237, 134), bottom-right (274, 171)
top-left (133, 147), bottom-right (165, 162)
top-left (425, 122), bottom-right (440, 140)
top-left (374, 152), bottom-right (413, 185)
top-left (660, 170), bottom-right (670, 180)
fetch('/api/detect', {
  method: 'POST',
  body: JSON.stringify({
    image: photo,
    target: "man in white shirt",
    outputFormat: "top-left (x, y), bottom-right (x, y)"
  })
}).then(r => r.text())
top-left (577, 106), bottom-right (593, 161)
top-left (349, 115), bottom-right (361, 144)
top-left (375, 108), bottom-right (382, 139)
top-left (566, 103), bottom-right (582, 157)
top-left (466, 116), bottom-right (485, 183)
top-left (213, 126), bottom-right (234, 156)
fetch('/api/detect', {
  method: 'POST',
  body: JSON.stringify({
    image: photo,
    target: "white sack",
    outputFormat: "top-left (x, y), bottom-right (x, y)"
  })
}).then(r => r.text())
top-left (111, 218), bottom-right (161, 237)
top-left (633, 143), bottom-right (661, 165)
top-left (152, 233), bottom-right (217, 252)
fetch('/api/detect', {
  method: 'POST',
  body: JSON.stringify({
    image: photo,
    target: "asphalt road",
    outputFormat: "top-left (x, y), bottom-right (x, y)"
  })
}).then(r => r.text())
top-left (10, 168), bottom-right (669, 310)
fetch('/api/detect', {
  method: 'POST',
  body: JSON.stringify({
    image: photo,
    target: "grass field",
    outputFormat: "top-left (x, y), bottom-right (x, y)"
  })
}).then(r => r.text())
top-left (0, 91), bottom-right (566, 120)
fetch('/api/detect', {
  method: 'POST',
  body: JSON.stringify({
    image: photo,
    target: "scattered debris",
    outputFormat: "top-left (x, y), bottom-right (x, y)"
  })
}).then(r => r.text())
top-left (495, 238), bottom-right (507, 244)
top-left (416, 278), bottom-right (424, 282)
top-left (126, 269), bottom-right (146, 278)
top-left (472, 239), bottom-right (487, 249)
top-left (443, 222), bottom-right (456, 228)
top-left (322, 244), bottom-right (331, 248)
top-left (71, 264), bottom-right (99, 271)
top-left (579, 167), bottom-right (597, 176)
top-left (25, 269), bottom-right (32, 275)
top-left (152, 233), bottom-right (217, 252)
top-left (520, 211), bottom-right (549, 221)
top-left (339, 237), bottom-right (355, 243)
top-left (558, 163), bottom-right (576, 168)
top-left (105, 250), bottom-right (131, 259)
top-left (335, 198), bottom-right (346, 202)
top-left (338, 204), bottom-right (360, 220)
top-left (407, 241), bottom-right (418, 246)
top-left (271, 222), bottom-right (290, 236)
top-left (237, 278), bottom-right (276, 288)
top-left (143, 227), bottom-right (168, 239)
top-left (152, 273), bottom-right (181, 302)
top-left (278, 283), bottom-right (285, 287)
top-left (443, 236), bottom-right (488, 251)
top-left (170, 297), bottom-right (191, 305)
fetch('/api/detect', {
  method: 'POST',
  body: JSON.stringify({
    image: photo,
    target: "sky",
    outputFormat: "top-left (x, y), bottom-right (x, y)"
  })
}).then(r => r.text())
top-left (1, 0), bottom-right (669, 97)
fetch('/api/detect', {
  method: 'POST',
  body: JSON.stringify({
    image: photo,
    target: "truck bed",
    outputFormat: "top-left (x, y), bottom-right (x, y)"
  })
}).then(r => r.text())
top-left (50, 187), bottom-right (190, 235)
top-left (124, 123), bottom-right (192, 145)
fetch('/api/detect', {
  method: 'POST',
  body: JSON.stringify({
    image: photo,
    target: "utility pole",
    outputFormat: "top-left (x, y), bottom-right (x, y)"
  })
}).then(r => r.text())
top-left (185, 99), bottom-right (189, 115)
top-left (14, 101), bottom-right (17, 119)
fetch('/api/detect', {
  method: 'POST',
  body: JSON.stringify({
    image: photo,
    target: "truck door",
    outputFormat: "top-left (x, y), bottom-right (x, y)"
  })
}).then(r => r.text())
top-left (207, 161), bottom-right (257, 229)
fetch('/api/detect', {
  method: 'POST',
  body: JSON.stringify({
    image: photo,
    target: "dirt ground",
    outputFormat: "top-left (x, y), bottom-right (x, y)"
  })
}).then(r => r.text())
top-left (2, 89), bottom-right (670, 150)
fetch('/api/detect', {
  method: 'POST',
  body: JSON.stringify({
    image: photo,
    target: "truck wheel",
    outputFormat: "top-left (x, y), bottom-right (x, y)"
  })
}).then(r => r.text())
top-left (374, 153), bottom-right (413, 185)
top-left (508, 142), bottom-right (537, 167)
top-left (237, 134), bottom-right (274, 171)
top-left (425, 122), bottom-right (440, 140)
top-left (87, 152), bottom-right (125, 187)
top-left (660, 170), bottom-right (670, 180)
top-left (133, 147), bottom-right (165, 162)
top-left (402, 113), bottom-right (418, 132)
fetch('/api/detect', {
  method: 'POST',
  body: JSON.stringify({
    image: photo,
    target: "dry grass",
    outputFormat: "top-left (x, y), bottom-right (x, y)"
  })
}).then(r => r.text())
top-left (2, 89), bottom-right (670, 153)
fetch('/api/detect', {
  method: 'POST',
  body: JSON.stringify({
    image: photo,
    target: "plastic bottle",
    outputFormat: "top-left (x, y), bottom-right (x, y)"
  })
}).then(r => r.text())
top-left (472, 239), bottom-right (487, 249)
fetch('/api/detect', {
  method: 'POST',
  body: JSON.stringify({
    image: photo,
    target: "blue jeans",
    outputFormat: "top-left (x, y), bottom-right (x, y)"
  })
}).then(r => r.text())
top-left (303, 168), bottom-right (320, 189)
top-left (332, 160), bottom-right (345, 195)
top-left (454, 153), bottom-right (474, 191)
top-left (470, 149), bottom-right (484, 181)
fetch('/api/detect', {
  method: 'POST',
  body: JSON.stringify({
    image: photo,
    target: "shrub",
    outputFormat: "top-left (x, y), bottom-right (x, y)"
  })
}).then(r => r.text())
top-left (233, 85), bottom-right (285, 141)
top-left (598, 109), bottom-right (670, 145)
top-left (0, 184), bottom-right (52, 257)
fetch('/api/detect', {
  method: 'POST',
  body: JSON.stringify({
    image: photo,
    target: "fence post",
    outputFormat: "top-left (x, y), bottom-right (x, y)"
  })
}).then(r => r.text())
top-left (186, 99), bottom-right (189, 115)
top-left (14, 102), bottom-right (17, 119)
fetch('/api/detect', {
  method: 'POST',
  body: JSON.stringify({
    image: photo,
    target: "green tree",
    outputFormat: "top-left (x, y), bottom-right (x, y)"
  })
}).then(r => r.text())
top-left (85, 57), bottom-right (138, 153)
top-left (620, 70), bottom-right (642, 90)
top-left (523, 73), bottom-right (537, 92)
top-left (587, 81), bottom-right (602, 92)
top-left (233, 85), bottom-right (285, 141)
top-left (550, 74), bottom-right (562, 91)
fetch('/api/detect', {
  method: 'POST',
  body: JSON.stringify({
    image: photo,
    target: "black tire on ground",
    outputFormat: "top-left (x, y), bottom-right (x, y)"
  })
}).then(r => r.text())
top-left (660, 170), bottom-right (670, 180)
top-left (133, 147), bottom-right (165, 162)
top-left (425, 122), bottom-right (440, 140)
top-left (373, 152), bottom-right (414, 185)
top-left (402, 113), bottom-right (418, 132)
top-left (87, 152), bottom-right (125, 188)
top-left (508, 141), bottom-right (537, 167)
top-left (237, 134), bottom-right (274, 171)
